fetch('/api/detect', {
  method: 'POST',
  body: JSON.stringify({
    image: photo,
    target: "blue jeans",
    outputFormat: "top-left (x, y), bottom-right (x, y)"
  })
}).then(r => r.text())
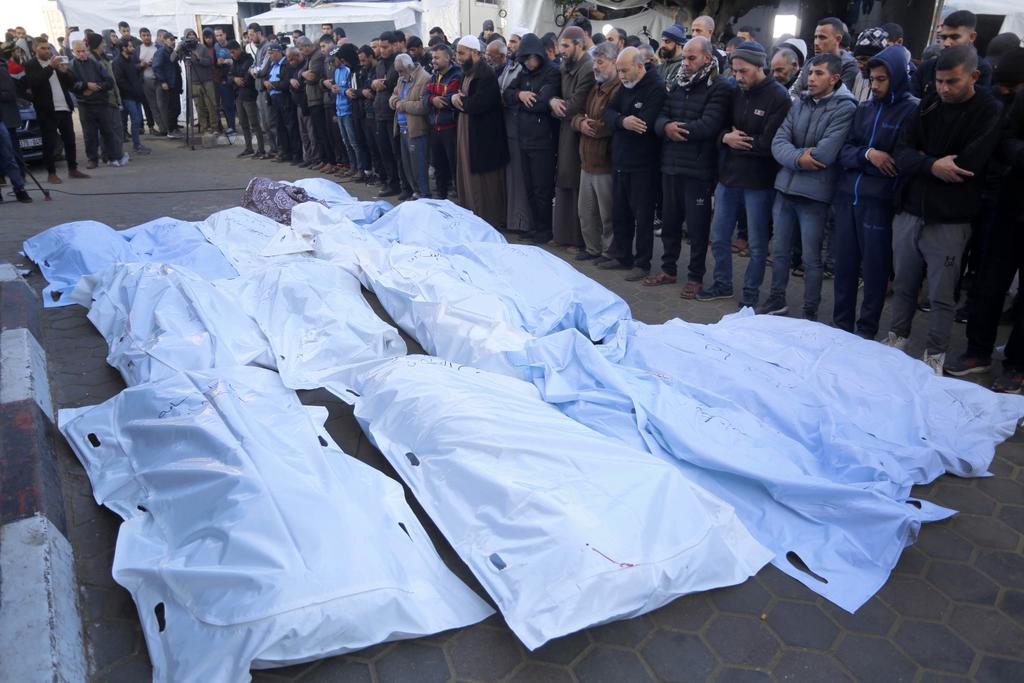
top-left (710, 184), bottom-right (774, 304)
top-left (337, 114), bottom-right (366, 171)
top-left (0, 125), bottom-right (25, 190)
top-left (769, 192), bottom-right (829, 314)
top-left (123, 99), bottom-right (143, 150)
top-left (399, 128), bottom-right (430, 197)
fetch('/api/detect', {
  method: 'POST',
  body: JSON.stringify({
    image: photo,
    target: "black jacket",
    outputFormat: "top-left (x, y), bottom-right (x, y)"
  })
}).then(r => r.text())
top-left (999, 90), bottom-right (1024, 222)
top-left (70, 57), bottom-right (115, 107)
top-left (0, 61), bottom-right (21, 128)
top-left (911, 55), bottom-right (992, 100)
top-left (502, 34), bottom-right (561, 151)
top-left (894, 87), bottom-right (1003, 222)
top-left (601, 68), bottom-right (666, 171)
top-left (152, 44), bottom-right (181, 92)
top-left (460, 60), bottom-right (509, 174)
top-left (23, 58), bottom-right (78, 113)
top-left (654, 70), bottom-right (733, 180)
top-left (716, 76), bottom-right (791, 190)
top-left (230, 53), bottom-right (257, 101)
top-left (374, 54), bottom-right (397, 119)
top-left (112, 52), bottom-right (145, 101)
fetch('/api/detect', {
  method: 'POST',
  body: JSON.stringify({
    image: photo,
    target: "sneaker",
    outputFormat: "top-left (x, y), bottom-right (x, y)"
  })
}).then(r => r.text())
top-left (881, 332), bottom-right (909, 351)
top-left (237, 149), bottom-right (254, 158)
top-left (823, 268), bottom-right (835, 280)
top-left (110, 153), bottom-right (130, 167)
top-left (624, 267), bottom-right (650, 282)
top-left (166, 131), bottom-right (183, 139)
top-left (592, 255), bottom-right (613, 266)
top-left (68, 169), bottom-right (90, 178)
top-left (377, 187), bottom-right (400, 198)
top-left (133, 145), bottom-right (151, 155)
top-left (531, 232), bottom-right (554, 244)
top-left (918, 300), bottom-right (932, 313)
top-left (297, 160), bottom-right (312, 168)
top-left (575, 251), bottom-right (597, 262)
top-left (47, 174), bottom-right (62, 184)
top-left (756, 294), bottom-right (789, 316)
top-left (943, 354), bottom-right (992, 377)
top-left (396, 191), bottom-right (414, 201)
top-left (803, 309), bottom-right (818, 322)
top-left (597, 258), bottom-right (629, 271)
top-left (14, 188), bottom-right (32, 203)
top-left (654, 228), bottom-right (663, 237)
top-left (86, 160), bottom-right (98, 169)
top-left (695, 283), bottom-right (734, 302)
top-left (923, 351), bottom-right (945, 376)
top-left (992, 369), bottom-right (1024, 394)
top-left (792, 265), bottom-right (805, 278)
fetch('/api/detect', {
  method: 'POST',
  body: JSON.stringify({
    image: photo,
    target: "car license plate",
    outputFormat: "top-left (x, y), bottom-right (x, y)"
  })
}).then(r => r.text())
top-left (20, 137), bottom-right (43, 149)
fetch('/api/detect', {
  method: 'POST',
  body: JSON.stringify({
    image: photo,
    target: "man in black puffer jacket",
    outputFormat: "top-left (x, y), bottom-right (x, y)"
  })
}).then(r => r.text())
top-left (503, 33), bottom-right (561, 243)
top-left (112, 37), bottom-right (150, 155)
top-left (651, 36), bottom-right (733, 297)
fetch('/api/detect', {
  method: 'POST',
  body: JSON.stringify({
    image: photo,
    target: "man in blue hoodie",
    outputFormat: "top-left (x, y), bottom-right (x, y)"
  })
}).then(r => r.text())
top-left (832, 45), bottom-right (918, 339)
top-left (761, 53), bottom-right (857, 320)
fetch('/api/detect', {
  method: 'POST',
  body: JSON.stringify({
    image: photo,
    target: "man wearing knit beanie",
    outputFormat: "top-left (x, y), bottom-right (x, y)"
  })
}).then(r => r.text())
top-left (851, 27), bottom-right (888, 101)
top-left (658, 24), bottom-right (686, 83)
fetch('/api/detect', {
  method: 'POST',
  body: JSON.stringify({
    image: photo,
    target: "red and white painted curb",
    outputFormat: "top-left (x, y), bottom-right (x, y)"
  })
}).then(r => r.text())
top-left (0, 262), bottom-right (87, 682)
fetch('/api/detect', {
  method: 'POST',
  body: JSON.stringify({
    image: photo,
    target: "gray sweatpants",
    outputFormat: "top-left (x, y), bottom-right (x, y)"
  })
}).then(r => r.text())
top-left (889, 212), bottom-right (971, 355)
top-left (578, 169), bottom-right (614, 257)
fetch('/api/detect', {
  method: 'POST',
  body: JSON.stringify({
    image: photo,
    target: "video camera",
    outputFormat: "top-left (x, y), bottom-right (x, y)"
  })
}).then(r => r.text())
top-left (180, 35), bottom-right (200, 55)
top-left (275, 32), bottom-right (291, 46)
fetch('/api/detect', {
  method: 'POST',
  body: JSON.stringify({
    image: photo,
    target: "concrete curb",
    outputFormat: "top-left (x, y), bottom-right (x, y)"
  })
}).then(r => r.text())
top-left (0, 263), bottom-right (87, 682)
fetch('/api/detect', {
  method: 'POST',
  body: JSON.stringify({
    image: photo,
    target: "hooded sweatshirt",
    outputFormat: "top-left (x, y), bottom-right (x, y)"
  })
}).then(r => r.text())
top-left (772, 82), bottom-right (858, 203)
top-left (837, 46), bottom-right (920, 203)
top-left (502, 34), bottom-right (561, 151)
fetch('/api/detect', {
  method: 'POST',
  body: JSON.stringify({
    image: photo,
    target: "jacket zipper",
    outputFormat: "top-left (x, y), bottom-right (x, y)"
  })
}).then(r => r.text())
top-left (854, 102), bottom-right (885, 206)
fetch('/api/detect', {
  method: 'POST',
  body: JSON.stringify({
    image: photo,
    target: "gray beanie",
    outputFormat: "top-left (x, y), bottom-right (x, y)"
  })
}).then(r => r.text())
top-left (730, 40), bottom-right (766, 67)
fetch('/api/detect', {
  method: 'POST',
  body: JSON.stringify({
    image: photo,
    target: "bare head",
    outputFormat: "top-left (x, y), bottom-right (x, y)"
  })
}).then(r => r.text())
top-left (771, 48), bottom-right (800, 84)
top-left (691, 16), bottom-right (715, 39)
top-left (682, 36), bottom-right (712, 75)
top-left (616, 46), bottom-right (646, 88)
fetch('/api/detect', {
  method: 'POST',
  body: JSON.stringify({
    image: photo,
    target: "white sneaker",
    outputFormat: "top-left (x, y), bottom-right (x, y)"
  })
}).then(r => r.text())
top-left (111, 153), bottom-right (130, 167)
top-left (923, 351), bottom-right (946, 376)
top-left (882, 331), bottom-right (908, 351)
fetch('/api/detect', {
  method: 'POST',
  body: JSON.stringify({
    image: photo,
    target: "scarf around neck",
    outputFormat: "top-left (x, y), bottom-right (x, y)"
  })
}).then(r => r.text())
top-left (676, 59), bottom-right (718, 89)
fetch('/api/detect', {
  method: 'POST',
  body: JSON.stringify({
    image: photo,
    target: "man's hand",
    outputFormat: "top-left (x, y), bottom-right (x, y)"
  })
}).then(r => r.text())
top-left (371, 78), bottom-right (384, 91)
top-left (431, 95), bottom-right (447, 109)
top-left (301, 70), bottom-right (315, 82)
top-left (579, 118), bottom-right (598, 137)
top-left (664, 121), bottom-right (688, 143)
top-left (622, 115), bottom-right (647, 134)
top-left (549, 97), bottom-right (566, 118)
top-left (265, 80), bottom-right (275, 90)
top-left (723, 126), bottom-right (753, 150)
top-left (289, 77), bottom-right (300, 89)
top-left (86, 81), bottom-right (100, 93)
top-left (517, 90), bottom-right (537, 107)
top-left (161, 82), bottom-right (169, 91)
top-left (931, 154), bottom-right (974, 183)
top-left (394, 101), bottom-right (404, 112)
top-left (451, 93), bottom-right (465, 110)
top-left (797, 148), bottom-right (827, 170)
top-left (867, 149), bottom-right (897, 177)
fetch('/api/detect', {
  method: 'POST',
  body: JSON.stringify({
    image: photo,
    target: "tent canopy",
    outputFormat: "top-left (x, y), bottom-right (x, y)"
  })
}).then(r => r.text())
top-left (244, 1), bottom-right (421, 30)
top-left (57, 0), bottom-right (237, 34)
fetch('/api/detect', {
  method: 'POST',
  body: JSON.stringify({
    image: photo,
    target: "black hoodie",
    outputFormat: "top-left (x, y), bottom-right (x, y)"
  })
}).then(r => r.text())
top-left (502, 34), bottom-right (561, 151)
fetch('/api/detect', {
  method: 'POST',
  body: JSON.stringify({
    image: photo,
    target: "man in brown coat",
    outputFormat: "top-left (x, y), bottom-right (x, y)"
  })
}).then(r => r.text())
top-left (389, 53), bottom-right (431, 198)
top-left (570, 41), bottom-right (620, 262)
top-left (550, 26), bottom-right (595, 247)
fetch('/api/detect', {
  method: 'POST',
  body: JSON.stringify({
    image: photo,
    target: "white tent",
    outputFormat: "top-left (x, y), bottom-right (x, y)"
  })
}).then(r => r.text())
top-left (945, 0), bottom-right (1024, 37)
top-left (244, 2), bottom-right (422, 45)
top-left (56, 0), bottom-right (239, 34)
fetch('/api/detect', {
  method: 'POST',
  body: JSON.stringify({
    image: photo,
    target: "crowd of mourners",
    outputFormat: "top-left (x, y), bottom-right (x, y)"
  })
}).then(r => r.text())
top-left (2, 11), bottom-right (1024, 390)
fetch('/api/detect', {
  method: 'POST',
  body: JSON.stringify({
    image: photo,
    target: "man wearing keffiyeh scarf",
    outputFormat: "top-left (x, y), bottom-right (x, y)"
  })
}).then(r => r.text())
top-left (646, 35), bottom-right (734, 297)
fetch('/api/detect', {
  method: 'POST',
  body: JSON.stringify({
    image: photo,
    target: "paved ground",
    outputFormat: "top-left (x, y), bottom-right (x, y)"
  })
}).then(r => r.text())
top-left (2, 134), bottom-right (1023, 683)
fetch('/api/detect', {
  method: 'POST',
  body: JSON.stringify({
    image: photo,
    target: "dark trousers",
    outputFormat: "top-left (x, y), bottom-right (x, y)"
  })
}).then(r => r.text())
top-left (308, 105), bottom-right (334, 165)
top-left (217, 80), bottom-right (236, 130)
top-left (236, 96), bottom-right (264, 153)
top-left (36, 109), bottom-right (78, 174)
top-left (660, 174), bottom-right (714, 281)
top-left (429, 126), bottom-right (457, 198)
top-left (376, 118), bottom-right (399, 190)
top-left (273, 96), bottom-right (300, 160)
top-left (833, 193), bottom-right (894, 339)
top-left (520, 147), bottom-right (556, 238)
top-left (391, 129), bottom-right (411, 193)
top-left (79, 104), bottom-right (122, 163)
top-left (966, 211), bottom-right (1024, 368)
top-left (325, 107), bottom-right (344, 164)
top-left (612, 167), bottom-right (658, 270)
top-left (362, 116), bottom-right (382, 177)
top-left (160, 87), bottom-right (181, 133)
top-left (141, 89), bottom-right (155, 128)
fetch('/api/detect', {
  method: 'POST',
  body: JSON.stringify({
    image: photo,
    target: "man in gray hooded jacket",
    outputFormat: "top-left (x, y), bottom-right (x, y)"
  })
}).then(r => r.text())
top-left (760, 52), bottom-right (856, 320)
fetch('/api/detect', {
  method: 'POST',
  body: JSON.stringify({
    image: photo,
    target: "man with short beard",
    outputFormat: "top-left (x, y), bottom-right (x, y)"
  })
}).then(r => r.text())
top-left (424, 43), bottom-right (462, 198)
top-left (657, 24), bottom-right (686, 84)
top-left (550, 26), bottom-right (594, 247)
top-left (771, 48), bottom-right (800, 89)
top-left (485, 39), bottom-right (507, 76)
top-left (358, 45), bottom-right (383, 181)
top-left (598, 46), bottom-right (667, 280)
top-left (572, 41), bottom-right (621, 262)
top-left (71, 39), bottom-right (127, 167)
top-left (451, 35), bottom-right (509, 227)
top-left (372, 32), bottom-right (402, 196)
top-left (23, 37), bottom-right (87, 182)
top-left (138, 28), bottom-right (160, 134)
top-left (499, 27), bottom-right (531, 232)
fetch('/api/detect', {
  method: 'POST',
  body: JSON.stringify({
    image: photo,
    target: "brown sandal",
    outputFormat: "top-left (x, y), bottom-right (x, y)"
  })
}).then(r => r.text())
top-left (680, 281), bottom-right (701, 299)
top-left (642, 272), bottom-right (678, 287)
top-left (731, 239), bottom-right (748, 254)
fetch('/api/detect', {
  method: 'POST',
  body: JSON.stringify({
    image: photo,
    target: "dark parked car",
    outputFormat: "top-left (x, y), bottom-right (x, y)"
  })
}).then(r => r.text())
top-left (15, 97), bottom-right (46, 162)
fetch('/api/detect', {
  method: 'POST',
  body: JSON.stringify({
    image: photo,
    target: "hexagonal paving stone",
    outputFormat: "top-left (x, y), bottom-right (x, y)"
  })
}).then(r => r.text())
top-left (708, 578), bottom-right (772, 616)
top-left (573, 645), bottom-right (655, 683)
top-left (765, 601), bottom-right (839, 650)
top-left (998, 505), bottom-right (1024, 534)
top-left (101, 655), bottom-right (153, 683)
top-left (893, 620), bottom-right (975, 674)
top-left (926, 561), bottom-right (1000, 604)
top-left (756, 565), bottom-right (820, 602)
top-left (836, 634), bottom-right (918, 682)
top-left (771, 650), bottom-right (852, 682)
top-left (87, 620), bottom-right (140, 673)
top-left (974, 475), bottom-right (1024, 503)
top-left (976, 550), bottom-right (1024, 589)
top-left (714, 669), bottom-right (773, 683)
top-left (893, 546), bottom-right (928, 576)
top-left (948, 604), bottom-right (1024, 657)
top-left (951, 514), bottom-right (1021, 550)
top-left (914, 526), bottom-right (974, 562)
top-left (588, 614), bottom-right (654, 647)
top-left (300, 659), bottom-right (373, 683)
top-left (375, 642), bottom-right (451, 683)
top-left (650, 593), bottom-right (716, 632)
top-left (527, 630), bottom-right (591, 665)
top-left (640, 629), bottom-right (717, 682)
top-left (878, 576), bottom-right (951, 620)
top-left (507, 662), bottom-right (575, 683)
top-left (705, 614), bottom-right (779, 668)
top-left (931, 484), bottom-right (997, 515)
top-left (447, 624), bottom-right (524, 680)
top-left (917, 673), bottom-right (971, 683)
top-left (821, 597), bottom-right (897, 636)
top-left (975, 656), bottom-right (1024, 683)
top-left (999, 590), bottom-right (1024, 629)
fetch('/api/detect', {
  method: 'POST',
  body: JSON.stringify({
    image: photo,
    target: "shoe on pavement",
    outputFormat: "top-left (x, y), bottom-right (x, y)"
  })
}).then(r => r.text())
top-left (238, 149), bottom-right (254, 158)
top-left (992, 369), bottom-right (1024, 394)
top-left (396, 191), bottom-right (414, 201)
top-left (166, 131), bottom-right (184, 139)
top-left (881, 331), bottom-right (909, 351)
top-left (531, 232), bottom-right (554, 244)
top-left (592, 255), bottom-right (613, 266)
top-left (695, 283), bottom-right (734, 302)
top-left (377, 188), bottom-right (400, 198)
top-left (923, 351), bottom-right (946, 376)
top-left (596, 258), bottom-right (630, 270)
top-left (624, 267), bottom-right (650, 282)
top-left (803, 309), bottom-right (818, 322)
top-left (943, 354), bottom-right (992, 377)
top-left (86, 160), bottom-right (98, 169)
top-left (297, 160), bottom-right (312, 168)
top-left (15, 188), bottom-right (32, 203)
top-left (654, 228), bottom-right (663, 237)
top-left (133, 145), bottom-right (152, 155)
top-left (47, 174), bottom-right (62, 184)
top-left (68, 169), bottom-right (90, 178)
top-left (756, 294), bottom-right (789, 316)
top-left (575, 251), bottom-right (597, 261)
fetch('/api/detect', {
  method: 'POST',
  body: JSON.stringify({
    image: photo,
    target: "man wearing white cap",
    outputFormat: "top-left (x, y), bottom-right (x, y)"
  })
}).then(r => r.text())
top-left (452, 35), bottom-right (509, 227)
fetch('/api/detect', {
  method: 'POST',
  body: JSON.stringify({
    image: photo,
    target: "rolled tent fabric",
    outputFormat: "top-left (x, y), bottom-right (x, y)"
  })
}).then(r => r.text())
top-left (508, 329), bottom-right (952, 613)
top-left (352, 355), bottom-right (773, 650)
